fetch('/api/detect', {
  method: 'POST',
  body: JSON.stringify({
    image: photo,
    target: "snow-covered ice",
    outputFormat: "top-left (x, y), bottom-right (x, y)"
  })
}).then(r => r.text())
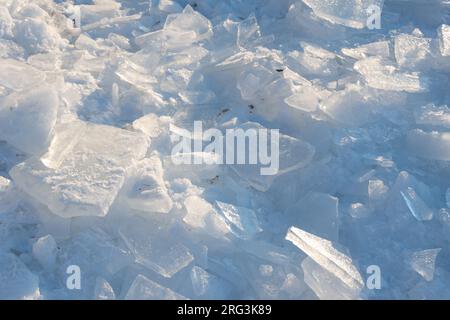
top-left (0, 0), bottom-right (449, 300)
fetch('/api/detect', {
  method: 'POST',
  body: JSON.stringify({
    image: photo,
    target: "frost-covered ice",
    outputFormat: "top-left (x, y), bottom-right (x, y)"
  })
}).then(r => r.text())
top-left (0, 0), bottom-right (450, 300)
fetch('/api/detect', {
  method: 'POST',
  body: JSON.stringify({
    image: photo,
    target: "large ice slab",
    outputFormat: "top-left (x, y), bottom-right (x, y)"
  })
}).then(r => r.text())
top-left (285, 227), bottom-right (364, 290)
top-left (10, 121), bottom-right (149, 218)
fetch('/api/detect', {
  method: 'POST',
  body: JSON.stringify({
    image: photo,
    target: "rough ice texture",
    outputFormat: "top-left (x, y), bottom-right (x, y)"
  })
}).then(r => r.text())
top-left (10, 121), bottom-right (149, 218)
top-left (0, 0), bottom-right (450, 300)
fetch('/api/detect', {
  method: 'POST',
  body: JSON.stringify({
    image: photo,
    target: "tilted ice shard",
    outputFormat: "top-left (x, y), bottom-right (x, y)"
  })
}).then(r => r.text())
top-left (400, 187), bottom-right (434, 221)
top-left (215, 201), bottom-right (262, 240)
top-left (0, 252), bottom-right (40, 300)
top-left (302, 257), bottom-right (362, 299)
top-left (10, 121), bottom-right (149, 218)
top-left (302, 0), bottom-right (384, 29)
top-left (285, 227), bottom-right (364, 289)
top-left (409, 249), bottom-right (441, 281)
top-left (119, 156), bottom-right (173, 214)
top-left (407, 129), bottom-right (450, 161)
top-left (125, 274), bottom-right (187, 300)
top-left (0, 86), bottom-right (58, 155)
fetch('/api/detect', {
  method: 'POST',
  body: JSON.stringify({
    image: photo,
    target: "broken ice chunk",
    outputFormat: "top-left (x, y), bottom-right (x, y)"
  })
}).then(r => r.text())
top-left (13, 18), bottom-right (63, 54)
top-left (287, 43), bottom-right (340, 79)
top-left (0, 252), bottom-right (40, 299)
top-left (349, 203), bottom-right (372, 219)
top-left (119, 221), bottom-right (194, 278)
top-left (368, 179), bottom-right (389, 203)
top-left (394, 32), bottom-right (433, 70)
top-left (409, 249), bottom-right (441, 281)
top-left (414, 104), bottom-right (450, 129)
top-left (230, 122), bottom-right (315, 192)
top-left (284, 84), bottom-right (321, 113)
top-left (132, 114), bottom-right (168, 139)
top-left (407, 129), bottom-right (450, 161)
top-left (190, 266), bottom-right (232, 299)
top-left (119, 157), bottom-right (173, 214)
top-left (215, 201), bottom-right (262, 240)
top-left (354, 57), bottom-right (429, 93)
top-left (237, 65), bottom-right (273, 100)
top-left (438, 24), bottom-right (450, 56)
top-left (60, 228), bottom-right (131, 277)
top-left (285, 227), bottom-right (364, 289)
top-left (341, 41), bottom-right (391, 60)
top-left (400, 187), bottom-right (433, 221)
top-left (302, 257), bottom-right (362, 299)
top-left (237, 14), bottom-right (261, 48)
top-left (0, 175), bottom-right (11, 194)
top-left (0, 59), bottom-right (45, 90)
top-left (158, 0), bottom-right (183, 14)
top-left (164, 5), bottom-right (212, 42)
top-left (183, 196), bottom-right (230, 238)
top-left (321, 84), bottom-right (372, 126)
top-left (94, 278), bottom-right (116, 300)
top-left (125, 274), bottom-right (187, 300)
top-left (137, 5), bottom-right (212, 50)
top-left (285, 192), bottom-right (339, 241)
top-left (302, 0), bottom-right (384, 29)
top-left (10, 121), bottom-right (149, 218)
top-left (32, 234), bottom-right (57, 270)
top-left (0, 86), bottom-right (58, 155)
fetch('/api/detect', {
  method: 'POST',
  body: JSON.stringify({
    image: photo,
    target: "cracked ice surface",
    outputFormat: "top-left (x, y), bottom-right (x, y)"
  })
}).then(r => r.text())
top-left (0, 0), bottom-right (450, 300)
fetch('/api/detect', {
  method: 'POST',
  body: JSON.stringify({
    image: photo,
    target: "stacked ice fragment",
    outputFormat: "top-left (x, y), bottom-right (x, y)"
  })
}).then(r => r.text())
top-left (0, 0), bottom-right (449, 300)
